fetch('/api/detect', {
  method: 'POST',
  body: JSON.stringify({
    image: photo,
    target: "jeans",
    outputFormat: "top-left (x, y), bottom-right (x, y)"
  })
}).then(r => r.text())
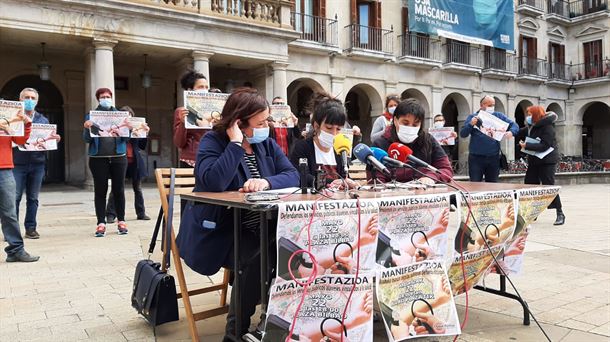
top-left (525, 163), bottom-right (562, 210)
top-left (0, 169), bottom-right (25, 256)
top-left (13, 163), bottom-right (46, 231)
top-left (89, 156), bottom-right (128, 224)
top-left (107, 172), bottom-right (145, 218)
top-left (468, 153), bottom-right (500, 183)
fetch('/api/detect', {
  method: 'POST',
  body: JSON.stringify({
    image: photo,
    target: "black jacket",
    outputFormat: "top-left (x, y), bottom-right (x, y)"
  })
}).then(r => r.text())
top-left (289, 137), bottom-right (346, 187)
top-left (517, 113), bottom-right (559, 165)
top-left (127, 138), bottom-right (148, 180)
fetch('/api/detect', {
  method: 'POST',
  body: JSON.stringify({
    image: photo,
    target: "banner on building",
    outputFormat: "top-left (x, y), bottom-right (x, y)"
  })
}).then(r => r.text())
top-left (17, 124), bottom-right (59, 151)
top-left (183, 91), bottom-right (229, 129)
top-left (408, 0), bottom-right (515, 51)
top-left (0, 100), bottom-right (25, 137)
top-left (128, 117), bottom-right (148, 138)
top-left (89, 111), bottom-right (131, 138)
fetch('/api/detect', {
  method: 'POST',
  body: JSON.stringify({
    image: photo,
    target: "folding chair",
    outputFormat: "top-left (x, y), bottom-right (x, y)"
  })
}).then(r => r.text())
top-left (155, 168), bottom-right (230, 341)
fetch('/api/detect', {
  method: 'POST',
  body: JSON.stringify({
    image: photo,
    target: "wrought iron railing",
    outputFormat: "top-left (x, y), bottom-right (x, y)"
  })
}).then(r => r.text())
top-left (569, 0), bottom-right (608, 17)
top-left (291, 12), bottom-right (338, 46)
top-left (483, 49), bottom-right (517, 72)
top-left (345, 24), bottom-right (393, 54)
top-left (518, 57), bottom-right (548, 77)
top-left (518, 0), bottom-right (545, 10)
top-left (443, 41), bottom-right (482, 67)
top-left (547, 0), bottom-right (570, 16)
top-left (398, 32), bottom-right (441, 60)
top-left (570, 59), bottom-right (610, 80)
top-left (548, 62), bottom-right (571, 80)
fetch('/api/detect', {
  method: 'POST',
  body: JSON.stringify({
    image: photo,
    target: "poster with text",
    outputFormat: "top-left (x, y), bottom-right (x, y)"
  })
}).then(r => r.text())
top-left (128, 117), bottom-right (148, 138)
top-left (339, 128), bottom-right (354, 157)
top-left (17, 124), bottom-right (59, 151)
top-left (376, 194), bottom-right (453, 268)
top-left (377, 261), bottom-right (460, 341)
top-left (89, 111), bottom-right (130, 138)
top-left (270, 105), bottom-right (294, 128)
top-left (0, 100), bottom-right (25, 137)
top-left (474, 111), bottom-right (509, 142)
top-left (183, 91), bottom-right (228, 129)
top-left (429, 127), bottom-right (456, 145)
top-left (263, 275), bottom-right (374, 342)
top-left (276, 200), bottom-right (379, 282)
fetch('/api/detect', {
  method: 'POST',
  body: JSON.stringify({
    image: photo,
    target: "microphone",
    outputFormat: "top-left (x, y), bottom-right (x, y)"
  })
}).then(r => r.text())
top-left (370, 147), bottom-right (405, 168)
top-left (388, 143), bottom-right (440, 173)
top-left (299, 158), bottom-right (308, 194)
top-left (353, 143), bottom-right (391, 176)
top-left (333, 134), bottom-right (352, 176)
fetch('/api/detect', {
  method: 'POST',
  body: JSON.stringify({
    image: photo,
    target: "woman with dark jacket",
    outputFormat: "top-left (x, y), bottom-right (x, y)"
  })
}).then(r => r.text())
top-left (517, 106), bottom-right (564, 225)
top-left (289, 93), bottom-right (359, 190)
top-left (372, 99), bottom-right (453, 184)
top-left (176, 88), bottom-right (299, 341)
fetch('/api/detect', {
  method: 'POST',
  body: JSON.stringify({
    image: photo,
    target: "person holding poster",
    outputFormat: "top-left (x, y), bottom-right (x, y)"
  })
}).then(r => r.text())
top-left (289, 92), bottom-right (359, 190)
top-left (372, 99), bottom-right (453, 185)
top-left (83, 88), bottom-right (130, 237)
top-left (460, 95), bottom-right (518, 183)
top-left (371, 94), bottom-right (400, 142)
top-left (12, 88), bottom-right (61, 239)
top-left (268, 96), bottom-right (301, 156)
top-left (0, 107), bottom-right (39, 262)
top-left (176, 88), bottom-right (299, 340)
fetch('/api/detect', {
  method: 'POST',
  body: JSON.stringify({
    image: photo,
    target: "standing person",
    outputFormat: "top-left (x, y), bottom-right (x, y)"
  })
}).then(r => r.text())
top-left (268, 96), bottom-right (300, 155)
top-left (431, 114), bottom-right (458, 162)
top-left (13, 88), bottom-right (61, 239)
top-left (83, 88), bottom-right (129, 237)
top-left (517, 106), bottom-right (565, 225)
top-left (371, 94), bottom-right (400, 141)
top-left (106, 106), bottom-right (150, 222)
top-left (1, 109), bottom-right (39, 262)
top-left (460, 95), bottom-right (518, 183)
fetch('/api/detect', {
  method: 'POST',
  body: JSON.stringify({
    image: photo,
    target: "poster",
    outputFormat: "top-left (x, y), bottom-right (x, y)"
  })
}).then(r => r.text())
top-left (377, 261), bottom-right (460, 340)
top-left (17, 124), bottom-right (59, 151)
top-left (270, 105), bottom-right (294, 128)
top-left (448, 191), bottom-right (516, 295)
top-left (339, 128), bottom-right (354, 157)
top-left (376, 194), bottom-right (453, 268)
top-left (89, 111), bottom-right (131, 138)
top-left (429, 127), bottom-right (455, 146)
top-left (264, 275), bottom-right (374, 342)
top-left (474, 111), bottom-right (509, 141)
top-left (276, 200), bottom-right (379, 282)
top-left (0, 100), bottom-right (25, 137)
top-left (183, 91), bottom-right (228, 129)
top-left (128, 117), bottom-right (148, 138)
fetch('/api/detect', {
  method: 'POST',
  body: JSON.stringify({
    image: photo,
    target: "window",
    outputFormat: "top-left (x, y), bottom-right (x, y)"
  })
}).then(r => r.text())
top-left (293, 0), bottom-right (326, 42)
top-left (484, 47), bottom-right (507, 70)
top-left (583, 40), bottom-right (602, 78)
top-left (359, 3), bottom-right (369, 44)
top-left (350, 0), bottom-right (382, 50)
top-left (519, 35), bottom-right (537, 74)
top-left (446, 39), bottom-right (470, 64)
top-left (548, 42), bottom-right (565, 78)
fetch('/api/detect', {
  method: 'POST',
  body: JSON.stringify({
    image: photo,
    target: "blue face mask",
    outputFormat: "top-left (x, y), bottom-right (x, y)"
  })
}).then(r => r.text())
top-left (245, 127), bottom-right (269, 144)
top-left (23, 99), bottom-right (37, 112)
top-left (99, 98), bottom-right (113, 109)
top-left (526, 116), bottom-right (532, 125)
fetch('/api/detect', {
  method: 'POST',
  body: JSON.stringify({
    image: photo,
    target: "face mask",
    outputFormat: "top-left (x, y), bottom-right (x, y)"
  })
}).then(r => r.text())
top-left (397, 124), bottom-right (420, 144)
top-left (433, 121), bottom-right (445, 129)
top-left (388, 106), bottom-right (396, 115)
top-left (200, 89), bottom-right (209, 93)
top-left (23, 99), bottom-right (37, 111)
top-left (526, 116), bottom-right (532, 125)
top-left (485, 106), bottom-right (495, 114)
top-left (245, 127), bottom-right (269, 144)
top-left (317, 130), bottom-right (335, 149)
top-left (99, 98), bottom-right (113, 109)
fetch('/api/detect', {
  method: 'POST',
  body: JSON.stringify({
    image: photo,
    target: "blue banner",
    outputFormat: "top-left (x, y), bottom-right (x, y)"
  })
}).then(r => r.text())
top-left (409, 0), bottom-right (514, 51)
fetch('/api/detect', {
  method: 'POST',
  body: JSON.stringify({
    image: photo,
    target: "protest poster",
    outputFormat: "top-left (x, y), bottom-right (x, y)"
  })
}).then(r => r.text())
top-left (276, 200), bottom-right (379, 282)
top-left (0, 100), bottom-right (25, 137)
top-left (339, 128), bottom-right (354, 157)
top-left (429, 127), bottom-right (456, 146)
top-left (89, 111), bottom-right (130, 138)
top-left (183, 91), bottom-right (228, 129)
top-left (17, 124), bottom-right (59, 151)
top-left (128, 117), bottom-right (148, 138)
top-left (377, 261), bottom-right (460, 340)
top-left (376, 194), bottom-right (453, 268)
top-left (270, 105), bottom-right (294, 128)
top-left (264, 275), bottom-right (374, 342)
top-left (475, 111), bottom-right (509, 141)
top-left (448, 190), bottom-right (516, 294)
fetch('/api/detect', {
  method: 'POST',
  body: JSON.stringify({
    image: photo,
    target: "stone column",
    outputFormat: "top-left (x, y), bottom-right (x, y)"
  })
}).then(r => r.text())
top-left (93, 38), bottom-right (117, 101)
top-left (175, 56), bottom-right (193, 108)
top-left (331, 76), bottom-right (345, 100)
top-left (506, 95), bottom-right (517, 160)
top-left (271, 62), bottom-right (289, 100)
top-left (431, 87), bottom-right (443, 126)
top-left (192, 50), bottom-right (213, 81)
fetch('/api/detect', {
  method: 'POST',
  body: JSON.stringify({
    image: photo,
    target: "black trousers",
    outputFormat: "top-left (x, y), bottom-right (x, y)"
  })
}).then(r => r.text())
top-left (89, 156), bottom-right (128, 224)
top-left (525, 163), bottom-right (562, 210)
top-left (106, 174), bottom-right (145, 218)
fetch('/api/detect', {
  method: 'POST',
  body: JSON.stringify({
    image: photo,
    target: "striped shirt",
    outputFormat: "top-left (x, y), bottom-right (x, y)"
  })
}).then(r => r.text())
top-left (242, 153), bottom-right (261, 231)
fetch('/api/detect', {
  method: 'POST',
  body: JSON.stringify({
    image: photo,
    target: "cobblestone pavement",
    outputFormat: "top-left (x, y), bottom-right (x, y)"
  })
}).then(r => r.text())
top-left (1, 183), bottom-right (608, 341)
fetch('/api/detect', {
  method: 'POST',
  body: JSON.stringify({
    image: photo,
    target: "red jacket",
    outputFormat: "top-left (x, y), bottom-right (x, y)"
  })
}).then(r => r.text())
top-left (173, 107), bottom-right (206, 163)
top-left (0, 122), bottom-right (32, 169)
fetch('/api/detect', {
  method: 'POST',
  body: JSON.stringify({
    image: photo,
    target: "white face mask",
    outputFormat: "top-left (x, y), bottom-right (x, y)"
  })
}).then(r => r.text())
top-left (397, 125), bottom-right (420, 144)
top-left (485, 106), bottom-right (495, 114)
top-left (317, 129), bottom-right (335, 149)
top-left (433, 121), bottom-right (445, 129)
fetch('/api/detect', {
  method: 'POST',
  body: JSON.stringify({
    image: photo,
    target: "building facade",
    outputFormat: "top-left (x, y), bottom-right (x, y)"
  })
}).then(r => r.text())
top-left (0, 0), bottom-right (608, 185)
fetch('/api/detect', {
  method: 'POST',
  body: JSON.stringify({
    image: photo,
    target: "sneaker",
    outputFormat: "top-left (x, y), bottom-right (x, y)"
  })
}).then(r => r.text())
top-left (242, 329), bottom-right (263, 342)
top-left (106, 216), bottom-right (116, 224)
top-left (95, 224), bottom-right (106, 237)
top-left (137, 214), bottom-right (151, 220)
top-left (6, 251), bottom-right (40, 262)
top-left (25, 230), bottom-right (40, 239)
top-left (117, 221), bottom-right (128, 235)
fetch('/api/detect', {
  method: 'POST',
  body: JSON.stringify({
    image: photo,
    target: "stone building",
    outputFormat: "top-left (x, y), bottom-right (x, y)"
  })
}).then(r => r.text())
top-left (0, 0), bottom-right (608, 185)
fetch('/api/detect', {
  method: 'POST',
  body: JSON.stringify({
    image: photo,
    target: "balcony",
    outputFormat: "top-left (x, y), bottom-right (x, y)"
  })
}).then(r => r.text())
top-left (569, 0), bottom-right (609, 18)
top-left (345, 24), bottom-right (394, 59)
top-left (517, 0), bottom-right (546, 16)
top-left (546, 0), bottom-right (572, 24)
top-left (546, 62), bottom-right (572, 86)
top-left (442, 41), bottom-right (483, 74)
top-left (290, 13), bottom-right (339, 52)
top-left (517, 57), bottom-right (548, 83)
top-left (570, 59), bottom-right (610, 85)
top-left (397, 33), bottom-right (442, 68)
top-left (482, 50), bottom-right (517, 79)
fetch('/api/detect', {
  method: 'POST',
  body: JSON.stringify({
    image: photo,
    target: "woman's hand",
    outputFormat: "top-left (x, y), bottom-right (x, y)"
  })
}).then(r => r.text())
top-left (179, 108), bottom-right (189, 124)
top-left (519, 140), bottom-right (526, 150)
top-left (418, 177), bottom-right (436, 186)
top-left (413, 311), bottom-right (446, 335)
top-left (84, 120), bottom-right (94, 129)
top-left (227, 120), bottom-right (243, 143)
top-left (352, 125), bottom-right (361, 136)
top-left (239, 178), bottom-right (269, 193)
top-left (329, 178), bottom-right (359, 190)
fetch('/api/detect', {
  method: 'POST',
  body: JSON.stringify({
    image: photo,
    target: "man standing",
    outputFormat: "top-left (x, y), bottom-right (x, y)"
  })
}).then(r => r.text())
top-left (12, 88), bottom-right (60, 239)
top-left (1, 105), bottom-right (39, 262)
top-left (460, 95), bottom-right (518, 182)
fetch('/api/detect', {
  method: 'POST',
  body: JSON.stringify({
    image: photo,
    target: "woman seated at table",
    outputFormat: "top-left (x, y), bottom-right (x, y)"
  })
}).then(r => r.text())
top-left (371, 99), bottom-right (453, 184)
top-left (176, 88), bottom-right (299, 341)
top-left (289, 92), bottom-right (359, 190)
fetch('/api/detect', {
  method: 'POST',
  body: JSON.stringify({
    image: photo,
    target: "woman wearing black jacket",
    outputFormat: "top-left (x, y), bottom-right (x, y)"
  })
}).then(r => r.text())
top-left (518, 106), bottom-right (564, 225)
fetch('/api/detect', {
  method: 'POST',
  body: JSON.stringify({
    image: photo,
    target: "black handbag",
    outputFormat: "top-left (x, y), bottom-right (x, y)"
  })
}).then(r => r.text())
top-left (131, 169), bottom-right (179, 326)
top-left (499, 150), bottom-right (509, 171)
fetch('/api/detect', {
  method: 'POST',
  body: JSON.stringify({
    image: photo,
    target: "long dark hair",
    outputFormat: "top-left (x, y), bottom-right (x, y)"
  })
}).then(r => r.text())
top-left (308, 92), bottom-right (346, 136)
top-left (180, 70), bottom-right (206, 90)
top-left (391, 99), bottom-right (433, 159)
top-left (213, 87), bottom-right (268, 137)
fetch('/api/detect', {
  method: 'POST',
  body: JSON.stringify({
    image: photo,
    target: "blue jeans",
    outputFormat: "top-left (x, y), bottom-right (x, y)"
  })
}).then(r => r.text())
top-left (0, 169), bottom-right (25, 256)
top-left (468, 153), bottom-right (500, 183)
top-left (13, 163), bottom-right (45, 230)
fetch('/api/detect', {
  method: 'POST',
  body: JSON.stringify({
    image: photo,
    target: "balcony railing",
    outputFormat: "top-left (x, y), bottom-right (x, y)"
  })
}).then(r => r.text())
top-left (570, 59), bottom-right (610, 80)
top-left (518, 0), bottom-right (545, 10)
top-left (547, 0), bottom-right (570, 16)
top-left (399, 32), bottom-right (441, 60)
top-left (210, 0), bottom-right (285, 25)
top-left (518, 57), bottom-right (548, 77)
top-left (548, 62), bottom-right (571, 80)
top-left (569, 0), bottom-right (608, 17)
top-left (444, 41), bottom-right (482, 67)
top-left (345, 24), bottom-right (393, 54)
top-left (291, 12), bottom-right (338, 46)
top-left (483, 49), bottom-right (517, 72)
